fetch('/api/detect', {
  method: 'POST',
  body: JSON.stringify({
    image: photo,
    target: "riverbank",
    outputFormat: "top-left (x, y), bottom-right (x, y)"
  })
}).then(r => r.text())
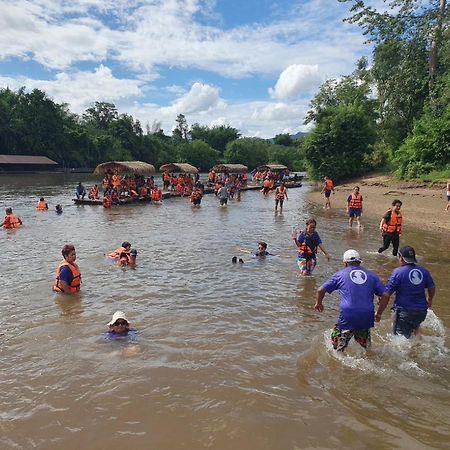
top-left (307, 173), bottom-right (449, 234)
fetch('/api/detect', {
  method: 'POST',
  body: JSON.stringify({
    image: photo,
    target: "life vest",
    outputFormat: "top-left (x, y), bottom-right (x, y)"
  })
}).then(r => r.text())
top-left (263, 179), bottom-right (271, 188)
top-left (89, 186), bottom-right (99, 199)
top-left (112, 174), bottom-right (121, 187)
top-left (140, 186), bottom-right (148, 197)
top-left (382, 209), bottom-right (402, 234)
top-left (152, 189), bottom-right (162, 201)
top-left (296, 233), bottom-right (319, 258)
top-left (36, 201), bottom-right (48, 210)
top-left (349, 193), bottom-right (362, 209)
top-left (53, 260), bottom-right (81, 293)
top-left (103, 196), bottom-right (112, 208)
top-left (109, 246), bottom-right (128, 259)
top-left (3, 213), bottom-right (22, 228)
top-left (325, 179), bottom-right (334, 190)
top-left (276, 187), bottom-right (286, 200)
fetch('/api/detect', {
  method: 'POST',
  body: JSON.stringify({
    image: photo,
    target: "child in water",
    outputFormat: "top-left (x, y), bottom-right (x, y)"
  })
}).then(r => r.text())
top-left (232, 242), bottom-right (273, 263)
top-left (55, 204), bottom-right (63, 214)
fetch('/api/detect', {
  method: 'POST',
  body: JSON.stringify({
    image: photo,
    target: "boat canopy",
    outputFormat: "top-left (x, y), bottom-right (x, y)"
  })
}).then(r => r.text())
top-left (93, 161), bottom-right (156, 175)
top-left (256, 164), bottom-right (288, 172)
top-left (212, 163), bottom-right (248, 173)
top-left (159, 163), bottom-right (199, 174)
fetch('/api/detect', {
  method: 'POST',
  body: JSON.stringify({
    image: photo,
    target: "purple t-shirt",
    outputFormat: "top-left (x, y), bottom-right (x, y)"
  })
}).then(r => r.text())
top-left (320, 266), bottom-right (386, 330)
top-left (385, 264), bottom-right (435, 310)
top-left (59, 265), bottom-right (73, 285)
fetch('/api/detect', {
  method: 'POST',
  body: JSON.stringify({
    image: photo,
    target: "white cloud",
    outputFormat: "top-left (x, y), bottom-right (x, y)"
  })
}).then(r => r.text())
top-left (269, 64), bottom-right (322, 100)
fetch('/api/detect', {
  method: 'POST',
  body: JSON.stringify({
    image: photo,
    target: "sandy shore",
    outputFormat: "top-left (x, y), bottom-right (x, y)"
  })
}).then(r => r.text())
top-left (307, 174), bottom-right (449, 234)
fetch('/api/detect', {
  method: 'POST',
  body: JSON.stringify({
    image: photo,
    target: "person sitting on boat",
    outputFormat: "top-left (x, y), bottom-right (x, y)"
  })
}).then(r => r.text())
top-left (76, 182), bottom-right (86, 200)
top-left (53, 244), bottom-right (81, 294)
top-left (151, 185), bottom-right (163, 202)
top-left (109, 241), bottom-right (131, 259)
top-left (112, 170), bottom-right (122, 189)
top-left (119, 249), bottom-right (137, 266)
top-left (88, 184), bottom-right (100, 200)
top-left (183, 184), bottom-right (192, 197)
top-left (36, 197), bottom-right (49, 210)
top-left (55, 204), bottom-right (63, 214)
top-left (111, 188), bottom-right (119, 204)
top-left (139, 185), bottom-right (149, 198)
top-left (1, 207), bottom-right (23, 229)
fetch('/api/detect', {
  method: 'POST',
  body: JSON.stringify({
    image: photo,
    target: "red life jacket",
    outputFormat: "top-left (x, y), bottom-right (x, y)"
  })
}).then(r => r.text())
top-left (3, 213), bottom-right (22, 228)
top-left (382, 209), bottom-right (402, 234)
top-left (325, 179), bottom-right (334, 190)
top-left (276, 186), bottom-right (286, 200)
top-left (349, 193), bottom-right (362, 209)
top-left (53, 260), bottom-right (81, 293)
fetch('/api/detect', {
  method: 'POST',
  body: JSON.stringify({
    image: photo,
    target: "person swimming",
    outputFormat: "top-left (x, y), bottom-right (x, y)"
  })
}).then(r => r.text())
top-left (104, 311), bottom-right (137, 341)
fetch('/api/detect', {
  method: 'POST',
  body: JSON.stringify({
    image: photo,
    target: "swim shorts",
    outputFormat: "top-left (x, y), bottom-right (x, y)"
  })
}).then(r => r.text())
top-left (348, 207), bottom-right (362, 217)
top-left (324, 189), bottom-right (332, 198)
top-left (220, 197), bottom-right (228, 205)
top-left (393, 308), bottom-right (427, 338)
top-left (331, 326), bottom-right (371, 351)
top-left (297, 256), bottom-right (316, 275)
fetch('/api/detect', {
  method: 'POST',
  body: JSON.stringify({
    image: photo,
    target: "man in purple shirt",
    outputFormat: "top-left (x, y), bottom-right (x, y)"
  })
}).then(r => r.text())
top-left (375, 246), bottom-right (435, 338)
top-left (315, 249), bottom-right (386, 351)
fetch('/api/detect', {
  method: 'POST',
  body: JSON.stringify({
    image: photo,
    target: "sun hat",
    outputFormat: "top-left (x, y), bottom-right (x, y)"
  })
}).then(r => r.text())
top-left (398, 246), bottom-right (417, 264)
top-left (107, 311), bottom-right (129, 326)
top-left (343, 249), bottom-right (362, 263)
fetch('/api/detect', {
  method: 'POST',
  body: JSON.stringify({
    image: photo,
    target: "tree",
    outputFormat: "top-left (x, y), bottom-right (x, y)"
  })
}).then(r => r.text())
top-left (273, 133), bottom-right (294, 146)
top-left (172, 114), bottom-right (190, 144)
top-left (177, 140), bottom-right (220, 170)
top-left (82, 102), bottom-right (118, 130)
top-left (224, 138), bottom-right (269, 169)
top-left (303, 105), bottom-right (377, 181)
top-left (190, 124), bottom-right (240, 154)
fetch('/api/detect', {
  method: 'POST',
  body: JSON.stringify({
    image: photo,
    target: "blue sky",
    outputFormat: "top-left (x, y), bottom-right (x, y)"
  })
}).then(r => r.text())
top-left (0, 0), bottom-right (383, 137)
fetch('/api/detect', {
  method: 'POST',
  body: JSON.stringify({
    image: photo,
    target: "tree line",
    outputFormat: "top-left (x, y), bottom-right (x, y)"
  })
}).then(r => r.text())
top-left (301, 0), bottom-right (449, 181)
top-left (0, 88), bottom-right (306, 172)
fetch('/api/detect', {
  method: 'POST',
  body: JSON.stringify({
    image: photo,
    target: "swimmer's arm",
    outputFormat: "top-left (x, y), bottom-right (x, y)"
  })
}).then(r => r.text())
top-left (427, 287), bottom-right (436, 309)
top-left (318, 244), bottom-right (331, 261)
top-left (237, 248), bottom-right (252, 254)
top-left (314, 288), bottom-right (326, 312)
top-left (375, 292), bottom-right (391, 321)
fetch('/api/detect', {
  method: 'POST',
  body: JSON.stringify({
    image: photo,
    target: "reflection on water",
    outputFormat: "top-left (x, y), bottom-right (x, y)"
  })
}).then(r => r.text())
top-left (0, 173), bottom-right (449, 450)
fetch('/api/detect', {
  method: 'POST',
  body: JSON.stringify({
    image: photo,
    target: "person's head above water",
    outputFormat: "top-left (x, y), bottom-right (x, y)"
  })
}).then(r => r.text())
top-left (257, 242), bottom-right (267, 251)
top-left (121, 241), bottom-right (131, 251)
top-left (107, 311), bottom-right (130, 334)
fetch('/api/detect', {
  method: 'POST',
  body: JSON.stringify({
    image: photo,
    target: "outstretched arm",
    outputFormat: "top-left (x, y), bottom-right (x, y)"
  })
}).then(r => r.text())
top-left (318, 244), bottom-right (331, 261)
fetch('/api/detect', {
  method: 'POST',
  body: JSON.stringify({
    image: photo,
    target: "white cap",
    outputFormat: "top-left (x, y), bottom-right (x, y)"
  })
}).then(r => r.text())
top-left (107, 311), bottom-right (129, 326)
top-left (343, 249), bottom-right (362, 263)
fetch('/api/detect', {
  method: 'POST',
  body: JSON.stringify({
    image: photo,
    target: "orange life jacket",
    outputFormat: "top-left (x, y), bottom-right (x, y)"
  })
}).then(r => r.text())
top-left (263, 179), bottom-right (271, 188)
top-left (103, 196), bottom-right (112, 208)
top-left (152, 189), bottom-right (162, 201)
top-left (382, 209), bottom-right (402, 234)
top-left (325, 179), bottom-right (334, 190)
top-left (112, 174), bottom-right (121, 187)
top-left (276, 186), bottom-right (286, 200)
top-left (109, 246), bottom-right (128, 259)
top-left (53, 260), bottom-right (81, 293)
top-left (296, 233), bottom-right (319, 258)
top-left (3, 213), bottom-right (22, 228)
top-left (89, 186), bottom-right (99, 199)
top-left (36, 200), bottom-right (48, 210)
top-left (349, 193), bottom-right (362, 209)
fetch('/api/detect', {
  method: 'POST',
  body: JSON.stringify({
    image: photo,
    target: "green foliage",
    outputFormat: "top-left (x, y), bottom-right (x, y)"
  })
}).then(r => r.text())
top-left (273, 133), bottom-right (294, 147)
top-left (224, 138), bottom-right (269, 169)
top-left (176, 140), bottom-right (220, 170)
top-left (303, 105), bottom-right (376, 182)
top-left (172, 114), bottom-right (190, 144)
top-left (394, 104), bottom-right (450, 178)
top-left (190, 124), bottom-right (240, 154)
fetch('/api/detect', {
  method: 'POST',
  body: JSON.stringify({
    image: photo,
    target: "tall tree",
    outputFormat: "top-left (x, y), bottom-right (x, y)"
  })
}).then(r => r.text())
top-left (172, 114), bottom-right (190, 144)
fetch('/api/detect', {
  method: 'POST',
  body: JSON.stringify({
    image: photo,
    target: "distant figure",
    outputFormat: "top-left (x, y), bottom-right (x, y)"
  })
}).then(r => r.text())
top-left (190, 187), bottom-right (203, 206)
top-left (119, 249), bottom-right (137, 267)
top-left (76, 182), bottom-right (86, 200)
top-left (55, 204), bottom-right (63, 214)
top-left (254, 242), bottom-right (272, 257)
top-left (347, 186), bottom-right (363, 228)
top-left (53, 244), bottom-right (81, 294)
top-left (292, 218), bottom-right (330, 276)
top-left (376, 246), bottom-right (436, 338)
top-left (109, 242), bottom-right (131, 259)
top-left (1, 207), bottom-right (23, 229)
top-left (88, 184), bottom-right (100, 200)
top-left (378, 199), bottom-right (402, 256)
top-left (315, 249), bottom-right (386, 352)
top-left (446, 181), bottom-right (450, 211)
top-left (218, 183), bottom-right (229, 206)
top-left (36, 197), bottom-right (49, 210)
top-left (320, 176), bottom-right (335, 209)
top-left (275, 183), bottom-right (288, 212)
top-left (151, 185), bottom-right (163, 202)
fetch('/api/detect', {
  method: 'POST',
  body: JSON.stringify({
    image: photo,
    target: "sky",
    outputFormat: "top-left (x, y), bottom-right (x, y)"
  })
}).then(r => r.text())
top-left (0, 0), bottom-right (385, 138)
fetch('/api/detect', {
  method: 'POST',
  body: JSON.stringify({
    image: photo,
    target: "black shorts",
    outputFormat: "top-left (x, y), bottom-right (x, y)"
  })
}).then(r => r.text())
top-left (324, 189), bottom-right (331, 198)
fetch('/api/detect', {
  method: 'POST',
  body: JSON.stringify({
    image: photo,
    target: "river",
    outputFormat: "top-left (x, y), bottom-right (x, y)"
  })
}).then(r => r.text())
top-left (0, 173), bottom-right (449, 450)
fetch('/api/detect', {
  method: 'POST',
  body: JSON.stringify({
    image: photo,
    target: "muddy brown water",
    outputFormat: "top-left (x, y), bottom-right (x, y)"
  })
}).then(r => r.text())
top-left (0, 174), bottom-right (449, 450)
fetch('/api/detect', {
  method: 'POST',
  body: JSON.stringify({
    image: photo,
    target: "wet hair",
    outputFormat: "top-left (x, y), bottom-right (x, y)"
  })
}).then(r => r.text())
top-left (62, 244), bottom-right (75, 257)
top-left (354, 186), bottom-right (359, 190)
top-left (392, 199), bottom-right (403, 206)
top-left (40, 197), bottom-right (44, 201)
top-left (258, 242), bottom-right (267, 250)
top-left (5, 207), bottom-right (12, 214)
top-left (121, 241), bottom-right (131, 249)
top-left (305, 218), bottom-right (317, 226)
top-left (130, 249), bottom-right (137, 256)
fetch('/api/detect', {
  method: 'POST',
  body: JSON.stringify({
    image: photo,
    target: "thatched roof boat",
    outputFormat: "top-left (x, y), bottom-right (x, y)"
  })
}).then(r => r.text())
top-left (159, 163), bottom-right (199, 174)
top-left (257, 164), bottom-right (288, 172)
top-left (93, 161), bottom-right (156, 175)
top-left (212, 163), bottom-right (248, 173)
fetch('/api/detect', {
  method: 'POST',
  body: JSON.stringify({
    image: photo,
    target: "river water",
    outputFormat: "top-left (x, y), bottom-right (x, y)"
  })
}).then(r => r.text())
top-left (0, 173), bottom-right (449, 450)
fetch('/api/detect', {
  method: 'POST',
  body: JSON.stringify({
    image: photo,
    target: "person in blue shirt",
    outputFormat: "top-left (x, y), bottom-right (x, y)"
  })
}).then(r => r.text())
top-left (76, 182), bottom-right (86, 200)
top-left (104, 311), bottom-right (137, 341)
top-left (375, 245), bottom-right (436, 338)
top-left (315, 249), bottom-right (386, 352)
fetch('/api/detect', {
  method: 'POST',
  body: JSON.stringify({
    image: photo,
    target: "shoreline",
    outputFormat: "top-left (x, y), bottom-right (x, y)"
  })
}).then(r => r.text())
top-left (306, 173), bottom-right (449, 234)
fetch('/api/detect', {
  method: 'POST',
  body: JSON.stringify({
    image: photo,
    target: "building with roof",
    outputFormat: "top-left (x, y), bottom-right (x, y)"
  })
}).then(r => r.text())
top-left (0, 155), bottom-right (59, 172)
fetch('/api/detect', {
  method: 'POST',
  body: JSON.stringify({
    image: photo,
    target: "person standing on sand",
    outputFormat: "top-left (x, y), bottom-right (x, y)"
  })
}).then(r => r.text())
top-left (446, 181), bottom-right (450, 211)
top-left (320, 176), bottom-right (335, 209)
top-left (315, 249), bottom-right (386, 352)
top-left (378, 199), bottom-right (402, 256)
top-left (375, 246), bottom-right (435, 339)
top-left (347, 186), bottom-right (363, 228)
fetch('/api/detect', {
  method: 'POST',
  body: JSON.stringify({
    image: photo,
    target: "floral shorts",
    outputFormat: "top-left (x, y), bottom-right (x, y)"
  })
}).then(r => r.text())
top-left (331, 326), bottom-right (371, 352)
top-left (297, 256), bottom-right (317, 275)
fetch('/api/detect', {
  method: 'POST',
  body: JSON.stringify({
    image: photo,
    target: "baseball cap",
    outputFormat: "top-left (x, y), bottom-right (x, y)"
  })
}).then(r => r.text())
top-left (398, 246), bottom-right (417, 264)
top-left (343, 249), bottom-right (362, 263)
